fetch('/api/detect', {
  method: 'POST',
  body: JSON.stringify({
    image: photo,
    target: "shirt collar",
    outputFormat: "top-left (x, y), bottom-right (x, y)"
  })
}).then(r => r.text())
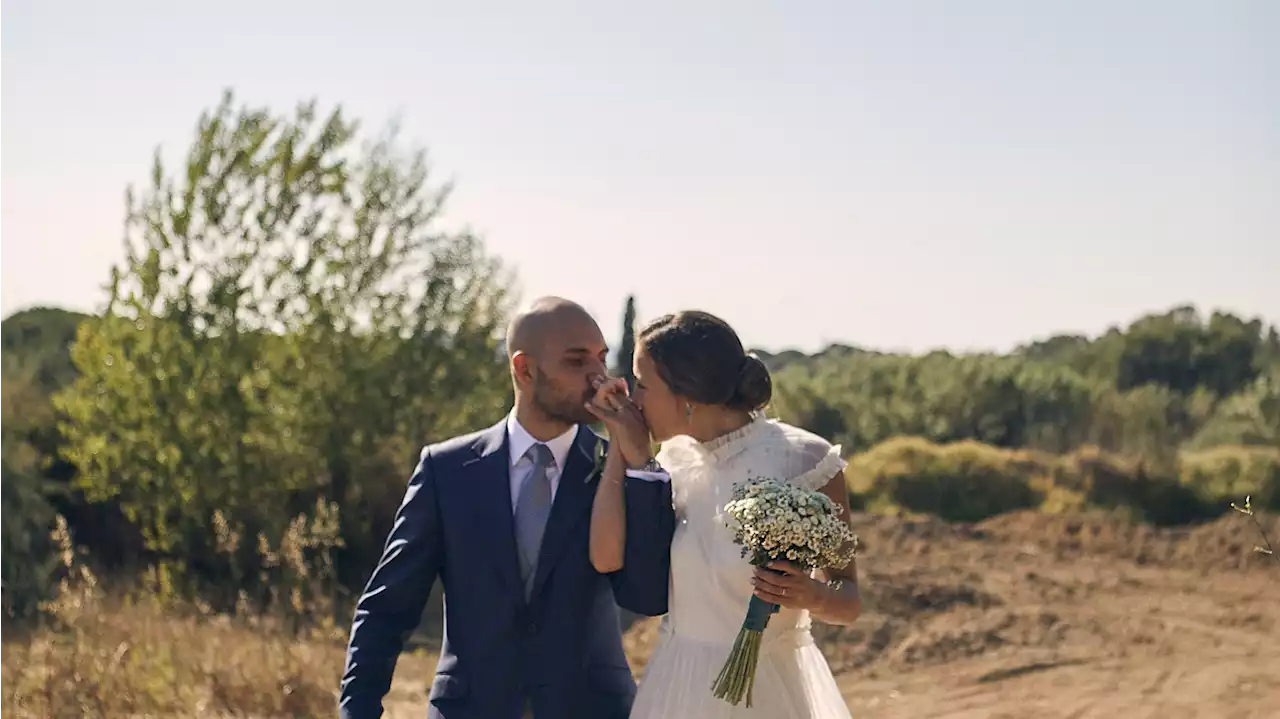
top-left (506, 412), bottom-right (577, 470)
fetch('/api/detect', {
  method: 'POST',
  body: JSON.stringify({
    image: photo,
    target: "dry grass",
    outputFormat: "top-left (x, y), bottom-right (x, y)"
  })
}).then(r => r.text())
top-left (2, 602), bottom-right (343, 718)
top-left (1, 516), bottom-right (353, 719)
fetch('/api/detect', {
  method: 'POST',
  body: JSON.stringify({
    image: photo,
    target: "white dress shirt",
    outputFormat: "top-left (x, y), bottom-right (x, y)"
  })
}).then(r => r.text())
top-left (505, 413), bottom-right (672, 514)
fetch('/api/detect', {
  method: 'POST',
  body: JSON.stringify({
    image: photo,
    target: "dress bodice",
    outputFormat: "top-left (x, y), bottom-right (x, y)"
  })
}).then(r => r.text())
top-left (655, 416), bottom-right (848, 648)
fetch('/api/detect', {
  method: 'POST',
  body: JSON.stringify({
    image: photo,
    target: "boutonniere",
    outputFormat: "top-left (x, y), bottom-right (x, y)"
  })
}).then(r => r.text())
top-left (585, 436), bottom-right (607, 483)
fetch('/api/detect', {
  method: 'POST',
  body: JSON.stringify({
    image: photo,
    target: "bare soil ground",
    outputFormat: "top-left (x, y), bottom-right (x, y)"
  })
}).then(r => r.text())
top-left (819, 510), bottom-right (1280, 718)
top-left (387, 510), bottom-right (1280, 718)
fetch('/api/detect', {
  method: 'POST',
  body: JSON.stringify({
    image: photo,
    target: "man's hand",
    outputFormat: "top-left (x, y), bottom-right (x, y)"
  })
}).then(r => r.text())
top-left (585, 376), bottom-right (653, 469)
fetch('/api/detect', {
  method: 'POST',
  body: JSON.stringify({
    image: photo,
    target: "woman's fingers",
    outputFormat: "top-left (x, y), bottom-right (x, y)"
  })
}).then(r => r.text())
top-left (590, 385), bottom-right (618, 413)
top-left (604, 390), bottom-right (624, 412)
top-left (753, 585), bottom-right (790, 606)
top-left (766, 560), bottom-right (805, 577)
top-left (752, 568), bottom-right (789, 591)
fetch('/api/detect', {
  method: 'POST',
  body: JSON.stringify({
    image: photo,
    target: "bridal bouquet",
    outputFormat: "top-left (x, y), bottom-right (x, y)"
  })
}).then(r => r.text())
top-left (711, 476), bottom-right (858, 707)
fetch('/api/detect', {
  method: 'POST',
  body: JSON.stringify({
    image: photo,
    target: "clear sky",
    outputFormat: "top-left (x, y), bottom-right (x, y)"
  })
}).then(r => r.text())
top-left (3, 0), bottom-right (1277, 354)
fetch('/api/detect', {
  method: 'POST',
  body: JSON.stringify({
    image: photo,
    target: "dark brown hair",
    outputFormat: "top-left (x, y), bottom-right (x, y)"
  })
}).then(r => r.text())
top-left (638, 310), bottom-right (772, 412)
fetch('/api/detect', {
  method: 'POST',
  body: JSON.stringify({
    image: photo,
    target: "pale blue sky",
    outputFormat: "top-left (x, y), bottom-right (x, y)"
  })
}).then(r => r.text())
top-left (3, 1), bottom-right (1277, 353)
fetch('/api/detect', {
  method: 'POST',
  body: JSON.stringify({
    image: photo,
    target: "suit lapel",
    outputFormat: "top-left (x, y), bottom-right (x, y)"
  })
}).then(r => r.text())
top-left (463, 421), bottom-right (525, 600)
top-left (529, 426), bottom-right (601, 600)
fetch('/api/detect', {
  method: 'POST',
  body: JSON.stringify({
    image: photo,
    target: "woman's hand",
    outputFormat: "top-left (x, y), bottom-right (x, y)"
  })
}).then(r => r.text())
top-left (751, 560), bottom-right (828, 611)
top-left (584, 376), bottom-right (653, 469)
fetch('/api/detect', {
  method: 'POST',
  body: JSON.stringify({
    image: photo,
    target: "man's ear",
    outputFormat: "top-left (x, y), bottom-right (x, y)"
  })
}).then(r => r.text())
top-left (511, 351), bottom-right (535, 386)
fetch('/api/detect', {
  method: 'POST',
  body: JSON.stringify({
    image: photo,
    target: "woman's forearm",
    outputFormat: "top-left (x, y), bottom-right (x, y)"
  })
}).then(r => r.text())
top-left (810, 567), bottom-right (863, 626)
top-left (809, 474), bottom-right (863, 626)
top-left (589, 445), bottom-right (628, 573)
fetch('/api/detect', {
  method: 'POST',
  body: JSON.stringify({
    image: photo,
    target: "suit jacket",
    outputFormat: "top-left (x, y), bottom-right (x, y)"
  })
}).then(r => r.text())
top-left (339, 418), bottom-right (675, 718)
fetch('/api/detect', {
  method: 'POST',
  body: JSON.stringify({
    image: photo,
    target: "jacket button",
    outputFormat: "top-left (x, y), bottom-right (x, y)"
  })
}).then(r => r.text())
top-left (527, 621), bottom-right (538, 635)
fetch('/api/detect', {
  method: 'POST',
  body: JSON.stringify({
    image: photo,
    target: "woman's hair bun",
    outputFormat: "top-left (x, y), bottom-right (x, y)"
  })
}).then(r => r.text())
top-left (727, 353), bottom-right (772, 412)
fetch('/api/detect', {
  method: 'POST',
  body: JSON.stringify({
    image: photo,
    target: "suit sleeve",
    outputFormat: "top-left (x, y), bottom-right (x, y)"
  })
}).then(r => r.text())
top-left (607, 471), bottom-right (675, 616)
top-left (339, 447), bottom-right (444, 719)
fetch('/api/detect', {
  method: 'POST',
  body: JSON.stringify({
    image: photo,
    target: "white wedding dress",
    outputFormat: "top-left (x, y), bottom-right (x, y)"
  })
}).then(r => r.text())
top-left (629, 416), bottom-right (854, 718)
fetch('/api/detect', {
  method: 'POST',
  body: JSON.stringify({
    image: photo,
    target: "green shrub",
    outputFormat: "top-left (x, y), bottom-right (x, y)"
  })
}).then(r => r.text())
top-left (846, 437), bottom-right (1043, 522)
top-left (1, 440), bottom-right (61, 620)
top-left (847, 437), bottom-right (1227, 526)
top-left (1056, 446), bottom-right (1213, 526)
top-left (1180, 445), bottom-right (1280, 512)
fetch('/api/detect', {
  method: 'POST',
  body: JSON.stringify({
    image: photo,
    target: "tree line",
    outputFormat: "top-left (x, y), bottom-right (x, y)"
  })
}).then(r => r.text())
top-left (3, 90), bottom-right (1277, 624)
top-left (764, 306), bottom-right (1279, 460)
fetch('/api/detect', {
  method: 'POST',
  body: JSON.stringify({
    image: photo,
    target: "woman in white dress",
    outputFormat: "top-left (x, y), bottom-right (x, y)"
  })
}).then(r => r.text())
top-left (586, 310), bottom-right (863, 719)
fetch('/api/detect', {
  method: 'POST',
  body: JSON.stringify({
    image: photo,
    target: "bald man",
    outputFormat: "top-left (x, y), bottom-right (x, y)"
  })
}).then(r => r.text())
top-left (340, 297), bottom-right (675, 719)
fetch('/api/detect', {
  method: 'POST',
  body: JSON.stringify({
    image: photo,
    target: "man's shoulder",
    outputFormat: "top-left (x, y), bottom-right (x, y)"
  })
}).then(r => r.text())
top-left (416, 419), bottom-right (608, 461)
top-left (419, 419), bottom-right (505, 461)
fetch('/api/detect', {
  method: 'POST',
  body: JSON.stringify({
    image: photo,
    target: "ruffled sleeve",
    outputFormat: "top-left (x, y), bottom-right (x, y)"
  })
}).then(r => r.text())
top-left (790, 442), bottom-right (848, 492)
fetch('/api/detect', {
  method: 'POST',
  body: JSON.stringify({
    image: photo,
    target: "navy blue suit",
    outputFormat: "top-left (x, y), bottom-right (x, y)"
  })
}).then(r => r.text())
top-left (339, 419), bottom-right (674, 718)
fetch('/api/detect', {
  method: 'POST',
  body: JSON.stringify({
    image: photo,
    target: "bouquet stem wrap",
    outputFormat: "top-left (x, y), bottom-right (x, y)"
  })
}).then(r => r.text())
top-left (710, 563), bottom-right (782, 707)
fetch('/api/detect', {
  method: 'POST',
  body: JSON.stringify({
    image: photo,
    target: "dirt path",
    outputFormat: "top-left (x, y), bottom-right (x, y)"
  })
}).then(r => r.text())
top-left (840, 653), bottom-right (1279, 719)
top-left (827, 511), bottom-right (1280, 718)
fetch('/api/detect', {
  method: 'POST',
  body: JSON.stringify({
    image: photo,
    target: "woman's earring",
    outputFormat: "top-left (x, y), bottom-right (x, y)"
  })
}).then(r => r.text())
top-left (685, 403), bottom-right (694, 424)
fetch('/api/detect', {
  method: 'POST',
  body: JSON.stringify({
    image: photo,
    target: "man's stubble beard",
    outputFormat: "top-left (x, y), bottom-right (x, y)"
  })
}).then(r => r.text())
top-left (532, 369), bottom-right (594, 427)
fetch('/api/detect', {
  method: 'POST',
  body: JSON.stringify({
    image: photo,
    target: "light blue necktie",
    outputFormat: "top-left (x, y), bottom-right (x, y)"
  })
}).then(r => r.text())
top-left (514, 443), bottom-right (554, 599)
